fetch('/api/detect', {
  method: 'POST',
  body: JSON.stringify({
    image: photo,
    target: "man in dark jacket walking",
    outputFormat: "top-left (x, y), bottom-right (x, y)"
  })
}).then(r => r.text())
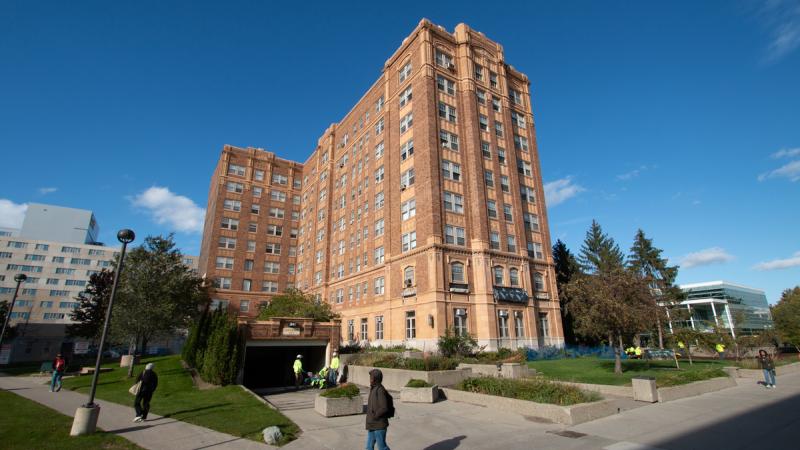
top-left (133, 362), bottom-right (159, 422)
top-left (365, 368), bottom-right (392, 450)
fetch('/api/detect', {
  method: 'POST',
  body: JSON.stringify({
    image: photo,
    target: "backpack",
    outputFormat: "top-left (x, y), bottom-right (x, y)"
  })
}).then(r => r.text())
top-left (385, 390), bottom-right (395, 418)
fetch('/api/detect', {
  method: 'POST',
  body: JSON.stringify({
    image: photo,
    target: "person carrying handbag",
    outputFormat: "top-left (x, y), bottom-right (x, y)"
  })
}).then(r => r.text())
top-left (132, 363), bottom-right (159, 422)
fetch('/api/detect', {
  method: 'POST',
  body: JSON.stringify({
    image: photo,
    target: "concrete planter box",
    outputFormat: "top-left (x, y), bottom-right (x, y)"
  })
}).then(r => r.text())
top-left (119, 355), bottom-right (141, 367)
top-left (314, 394), bottom-right (364, 417)
top-left (632, 377), bottom-right (658, 403)
top-left (440, 388), bottom-right (616, 425)
top-left (552, 380), bottom-right (634, 399)
top-left (657, 377), bottom-right (737, 403)
top-left (349, 365), bottom-right (471, 391)
top-left (457, 363), bottom-right (535, 379)
top-left (400, 385), bottom-right (439, 403)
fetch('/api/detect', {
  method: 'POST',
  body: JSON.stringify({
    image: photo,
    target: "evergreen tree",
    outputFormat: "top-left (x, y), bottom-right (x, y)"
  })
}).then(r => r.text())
top-left (200, 307), bottom-right (242, 385)
top-left (67, 269), bottom-right (115, 342)
top-left (182, 302), bottom-right (211, 368)
top-left (579, 220), bottom-right (624, 275)
top-left (627, 229), bottom-right (681, 349)
top-left (552, 240), bottom-right (579, 345)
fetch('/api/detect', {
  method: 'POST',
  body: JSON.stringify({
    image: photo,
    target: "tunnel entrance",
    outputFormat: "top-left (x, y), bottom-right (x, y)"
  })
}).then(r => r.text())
top-left (242, 341), bottom-right (327, 389)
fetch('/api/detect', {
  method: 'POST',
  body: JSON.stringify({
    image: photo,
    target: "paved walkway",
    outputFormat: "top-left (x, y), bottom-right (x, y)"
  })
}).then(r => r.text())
top-left (0, 374), bottom-right (269, 449)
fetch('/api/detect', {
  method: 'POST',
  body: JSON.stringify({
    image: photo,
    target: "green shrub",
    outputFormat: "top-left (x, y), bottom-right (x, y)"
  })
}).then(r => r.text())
top-left (438, 328), bottom-right (478, 358)
top-left (320, 384), bottom-right (361, 398)
top-left (656, 368), bottom-right (727, 387)
top-left (456, 376), bottom-right (600, 406)
top-left (405, 379), bottom-right (432, 388)
top-left (464, 348), bottom-right (526, 363)
top-left (402, 356), bottom-right (460, 371)
top-left (199, 307), bottom-right (242, 385)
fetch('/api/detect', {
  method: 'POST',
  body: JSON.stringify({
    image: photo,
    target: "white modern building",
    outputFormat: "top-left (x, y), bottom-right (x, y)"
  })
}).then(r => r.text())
top-left (676, 281), bottom-right (773, 337)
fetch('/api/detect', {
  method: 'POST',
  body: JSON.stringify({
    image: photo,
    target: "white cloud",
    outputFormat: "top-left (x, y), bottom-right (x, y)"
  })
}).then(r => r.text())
top-left (758, 160), bottom-right (800, 182)
top-left (38, 187), bottom-right (57, 195)
top-left (754, 251), bottom-right (800, 271)
top-left (544, 177), bottom-right (585, 206)
top-left (760, 0), bottom-right (800, 63)
top-left (131, 187), bottom-right (205, 234)
top-left (0, 199), bottom-right (28, 229)
top-left (680, 247), bottom-right (735, 268)
top-left (771, 147), bottom-right (800, 158)
top-left (616, 165), bottom-right (649, 181)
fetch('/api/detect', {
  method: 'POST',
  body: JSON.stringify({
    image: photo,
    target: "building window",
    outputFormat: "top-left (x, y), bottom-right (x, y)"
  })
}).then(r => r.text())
top-left (375, 218), bottom-right (385, 236)
top-left (438, 102), bottom-right (457, 122)
top-left (476, 89), bottom-right (486, 104)
top-left (216, 277), bottom-right (232, 289)
top-left (520, 186), bottom-right (536, 203)
top-left (445, 225), bottom-right (465, 246)
top-left (440, 130), bottom-right (459, 151)
top-left (524, 213), bottom-right (540, 231)
top-left (401, 231), bottom-right (417, 252)
top-left (454, 309), bottom-right (468, 336)
top-left (514, 134), bottom-right (529, 152)
top-left (375, 141), bottom-right (385, 159)
top-left (498, 148), bottom-right (506, 165)
top-left (490, 71), bottom-right (498, 88)
top-left (265, 243), bottom-right (281, 255)
top-left (401, 199), bottom-right (416, 220)
top-left (226, 181), bottom-right (244, 193)
top-left (218, 237), bottom-right (236, 249)
top-left (375, 165), bottom-right (385, 183)
top-left (493, 266), bottom-right (504, 285)
top-left (492, 96), bottom-right (501, 112)
top-left (399, 86), bottom-right (413, 107)
top-left (216, 257), bottom-right (234, 269)
top-left (240, 300), bottom-right (250, 313)
top-left (406, 311), bottom-right (417, 339)
top-left (269, 207), bottom-right (285, 219)
top-left (435, 49), bottom-right (453, 68)
top-left (518, 160), bottom-right (533, 177)
top-left (348, 320), bottom-right (355, 341)
top-left (248, 222), bottom-right (257, 233)
top-left (374, 277), bottom-right (385, 295)
top-left (267, 225), bottom-right (283, 236)
top-left (35, 244), bottom-right (49, 251)
top-left (375, 316), bottom-right (384, 340)
top-left (442, 160), bottom-right (461, 181)
top-left (494, 121), bottom-right (504, 137)
top-left (443, 191), bottom-right (464, 213)
top-left (511, 110), bottom-right (527, 129)
top-left (375, 117), bottom-right (384, 135)
top-left (479, 115), bottom-right (488, 131)
top-left (539, 313), bottom-right (549, 337)
top-left (400, 168), bottom-right (415, 188)
top-left (244, 259), bottom-right (254, 271)
top-left (374, 246), bottom-right (384, 264)
top-left (498, 310), bottom-right (509, 338)
top-left (490, 232), bottom-right (500, 250)
top-left (264, 261), bottom-right (280, 274)
top-left (375, 191), bottom-right (385, 209)
top-left (509, 88), bottom-right (523, 105)
top-left (228, 163), bottom-right (245, 176)
top-left (534, 273), bottom-right (545, 291)
top-left (515, 311), bottom-right (525, 337)
top-left (247, 240), bottom-right (256, 252)
top-left (250, 204), bottom-right (260, 215)
top-left (474, 64), bottom-right (484, 81)
top-left (272, 174), bottom-right (288, 185)
top-left (254, 170), bottom-right (265, 181)
top-left (508, 236), bottom-right (518, 253)
top-left (500, 175), bottom-right (510, 193)
top-left (484, 170), bottom-right (494, 188)
top-left (509, 267), bottom-right (520, 286)
top-left (399, 61), bottom-right (412, 83)
top-left (503, 204), bottom-right (513, 222)
top-left (400, 139), bottom-right (414, 160)
top-left (270, 190), bottom-right (287, 202)
top-left (404, 266), bottom-right (415, 287)
top-left (400, 113), bottom-right (413, 133)
top-left (482, 141), bottom-right (491, 159)
top-left (221, 217), bottom-right (239, 230)
top-left (242, 279), bottom-right (252, 292)
top-left (450, 262), bottom-right (465, 283)
top-left (436, 75), bottom-right (456, 95)
top-left (360, 318), bottom-right (368, 340)
top-left (529, 242), bottom-right (544, 260)
top-left (487, 200), bottom-right (498, 219)
top-left (262, 281), bottom-right (278, 293)
top-left (223, 199), bottom-right (241, 212)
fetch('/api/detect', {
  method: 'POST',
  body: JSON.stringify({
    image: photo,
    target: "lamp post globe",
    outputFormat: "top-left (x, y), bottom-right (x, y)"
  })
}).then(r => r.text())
top-left (13, 274), bottom-right (27, 283)
top-left (117, 229), bottom-right (135, 244)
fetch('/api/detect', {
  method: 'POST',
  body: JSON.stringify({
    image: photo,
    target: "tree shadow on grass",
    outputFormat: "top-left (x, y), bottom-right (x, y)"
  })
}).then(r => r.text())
top-left (161, 403), bottom-right (230, 419)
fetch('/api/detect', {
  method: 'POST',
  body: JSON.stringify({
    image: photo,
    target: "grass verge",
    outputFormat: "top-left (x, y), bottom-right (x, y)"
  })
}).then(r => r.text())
top-left (61, 355), bottom-right (299, 445)
top-left (0, 389), bottom-right (142, 450)
top-left (455, 376), bottom-right (601, 405)
top-left (528, 357), bottom-right (728, 386)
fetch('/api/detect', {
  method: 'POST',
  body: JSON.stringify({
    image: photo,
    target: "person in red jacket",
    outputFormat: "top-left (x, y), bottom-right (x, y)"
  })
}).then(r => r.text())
top-left (50, 354), bottom-right (66, 392)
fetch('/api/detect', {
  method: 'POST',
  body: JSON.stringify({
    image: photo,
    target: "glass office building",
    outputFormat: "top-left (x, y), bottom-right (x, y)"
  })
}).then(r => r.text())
top-left (678, 281), bottom-right (773, 335)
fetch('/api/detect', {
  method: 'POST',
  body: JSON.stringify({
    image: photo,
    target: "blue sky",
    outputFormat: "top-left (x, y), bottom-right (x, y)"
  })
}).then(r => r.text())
top-left (0, 1), bottom-right (798, 303)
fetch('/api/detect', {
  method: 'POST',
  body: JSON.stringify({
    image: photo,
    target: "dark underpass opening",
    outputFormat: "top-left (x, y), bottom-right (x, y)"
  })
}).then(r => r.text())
top-left (242, 344), bottom-right (327, 389)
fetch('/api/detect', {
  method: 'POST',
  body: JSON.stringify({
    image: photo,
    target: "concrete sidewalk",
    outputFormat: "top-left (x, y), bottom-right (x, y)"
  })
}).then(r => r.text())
top-left (0, 374), bottom-right (269, 450)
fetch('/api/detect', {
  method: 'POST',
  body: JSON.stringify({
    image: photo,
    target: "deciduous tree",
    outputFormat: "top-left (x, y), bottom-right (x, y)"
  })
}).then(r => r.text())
top-left (67, 269), bottom-right (115, 342)
top-left (258, 289), bottom-right (339, 321)
top-left (772, 287), bottom-right (800, 352)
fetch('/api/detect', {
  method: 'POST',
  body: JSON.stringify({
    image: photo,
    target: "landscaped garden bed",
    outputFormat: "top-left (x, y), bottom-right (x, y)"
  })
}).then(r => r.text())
top-left (443, 377), bottom-right (614, 425)
top-left (400, 379), bottom-right (438, 403)
top-left (315, 384), bottom-right (364, 417)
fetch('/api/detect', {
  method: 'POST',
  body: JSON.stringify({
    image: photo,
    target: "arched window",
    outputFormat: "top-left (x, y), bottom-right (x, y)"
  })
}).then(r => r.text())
top-left (404, 266), bottom-right (415, 287)
top-left (450, 262), bottom-right (465, 283)
top-left (509, 268), bottom-right (520, 286)
top-left (493, 266), bottom-right (504, 285)
top-left (534, 273), bottom-right (545, 291)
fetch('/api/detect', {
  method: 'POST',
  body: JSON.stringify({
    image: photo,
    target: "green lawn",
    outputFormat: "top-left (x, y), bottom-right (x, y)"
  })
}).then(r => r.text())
top-left (61, 355), bottom-right (299, 445)
top-left (528, 357), bottom-right (728, 387)
top-left (0, 389), bottom-right (142, 450)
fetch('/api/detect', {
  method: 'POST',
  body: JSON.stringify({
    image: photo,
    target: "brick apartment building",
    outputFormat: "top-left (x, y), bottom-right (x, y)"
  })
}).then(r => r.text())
top-left (199, 19), bottom-right (564, 355)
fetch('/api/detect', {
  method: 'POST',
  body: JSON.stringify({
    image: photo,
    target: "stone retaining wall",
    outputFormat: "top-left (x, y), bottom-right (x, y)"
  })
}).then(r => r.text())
top-left (349, 365), bottom-right (472, 391)
top-left (734, 362), bottom-right (800, 379)
top-left (440, 388), bottom-right (617, 425)
top-left (552, 380), bottom-right (633, 398)
top-left (657, 377), bottom-right (737, 402)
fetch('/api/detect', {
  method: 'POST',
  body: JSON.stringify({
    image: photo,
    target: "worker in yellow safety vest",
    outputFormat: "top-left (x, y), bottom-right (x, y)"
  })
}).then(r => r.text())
top-left (716, 343), bottom-right (726, 362)
top-left (293, 354), bottom-right (303, 390)
top-left (329, 351), bottom-right (340, 386)
top-left (634, 346), bottom-right (643, 359)
top-left (677, 341), bottom-right (686, 358)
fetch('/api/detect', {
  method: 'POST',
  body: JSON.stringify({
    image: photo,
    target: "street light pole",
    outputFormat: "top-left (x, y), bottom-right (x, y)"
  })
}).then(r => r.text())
top-left (0, 274), bottom-right (28, 359)
top-left (70, 229), bottom-right (135, 436)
